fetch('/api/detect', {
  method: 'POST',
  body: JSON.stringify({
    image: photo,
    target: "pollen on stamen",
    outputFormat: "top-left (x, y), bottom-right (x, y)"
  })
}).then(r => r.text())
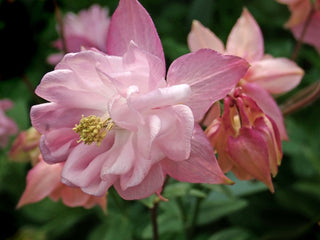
top-left (73, 115), bottom-right (114, 146)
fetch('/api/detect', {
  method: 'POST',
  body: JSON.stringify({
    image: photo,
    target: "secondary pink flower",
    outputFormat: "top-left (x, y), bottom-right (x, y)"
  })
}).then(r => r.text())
top-left (17, 156), bottom-right (107, 211)
top-left (31, 0), bottom-right (249, 200)
top-left (9, 127), bottom-right (41, 165)
top-left (48, 4), bottom-right (110, 65)
top-left (0, 99), bottom-right (18, 148)
top-left (206, 88), bottom-right (282, 192)
top-left (277, 0), bottom-right (320, 53)
top-left (188, 8), bottom-right (304, 140)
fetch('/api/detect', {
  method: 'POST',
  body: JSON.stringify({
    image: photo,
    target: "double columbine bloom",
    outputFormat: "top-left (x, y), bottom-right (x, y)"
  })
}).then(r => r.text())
top-left (188, 8), bottom-right (303, 190)
top-left (31, 0), bottom-right (249, 200)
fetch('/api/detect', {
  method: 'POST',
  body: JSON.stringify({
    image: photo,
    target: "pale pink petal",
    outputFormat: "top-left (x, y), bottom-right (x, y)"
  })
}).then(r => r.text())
top-left (154, 105), bottom-right (194, 161)
top-left (244, 58), bottom-right (304, 94)
top-left (31, 103), bottom-right (102, 134)
top-left (167, 49), bottom-right (249, 121)
top-left (39, 129), bottom-right (78, 164)
top-left (47, 53), bottom-right (64, 65)
top-left (114, 163), bottom-right (164, 200)
top-left (241, 82), bottom-right (288, 140)
top-left (187, 20), bottom-right (225, 53)
top-left (227, 127), bottom-right (274, 192)
top-left (17, 160), bottom-right (62, 208)
top-left (62, 134), bottom-right (115, 193)
top-left (226, 8), bottom-right (264, 62)
top-left (107, 0), bottom-right (165, 70)
top-left (291, 11), bottom-right (320, 53)
top-left (161, 124), bottom-right (232, 184)
top-left (38, 51), bottom-right (116, 109)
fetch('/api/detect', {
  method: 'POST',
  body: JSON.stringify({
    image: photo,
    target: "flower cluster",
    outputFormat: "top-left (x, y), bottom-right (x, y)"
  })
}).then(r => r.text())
top-left (188, 8), bottom-right (303, 190)
top-left (10, 0), bottom-right (307, 210)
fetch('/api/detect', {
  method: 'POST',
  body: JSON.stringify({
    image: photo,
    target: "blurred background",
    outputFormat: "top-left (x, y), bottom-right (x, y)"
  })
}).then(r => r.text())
top-left (0, 0), bottom-right (320, 239)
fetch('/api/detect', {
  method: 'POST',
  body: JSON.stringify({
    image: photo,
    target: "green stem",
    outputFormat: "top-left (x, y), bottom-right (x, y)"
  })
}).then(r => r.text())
top-left (151, 201), bottom-right (159, 240)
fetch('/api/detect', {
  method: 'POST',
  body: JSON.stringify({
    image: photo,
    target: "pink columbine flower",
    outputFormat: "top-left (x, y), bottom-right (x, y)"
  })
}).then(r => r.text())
top-left (17, 156), bottom-right (107, 211)
top-left (277, 0), bottom-right (320, 53)
top-left (47, 4), bottom-right (110, 65)
top-left (188, 8), bottom-right (304, 140)
top-left (206, 88), bottom-right (282, 192)
top-left (0, 99), bottom-right (18, 148)
top-left (9, 127), bottom-right (41, 165)
top-left (31, 0), bottom-right (249, 200)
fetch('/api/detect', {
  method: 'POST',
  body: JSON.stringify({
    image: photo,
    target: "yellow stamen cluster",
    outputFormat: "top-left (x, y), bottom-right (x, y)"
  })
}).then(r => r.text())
top-left (73, 115), bottom-right (114, 146)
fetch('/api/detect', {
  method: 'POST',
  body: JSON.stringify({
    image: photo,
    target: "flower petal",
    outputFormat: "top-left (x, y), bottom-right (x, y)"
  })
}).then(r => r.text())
top-left (187, 20), bottom-right (225, 53)
top-left (241, 82), bottom-right (288, 140)
top-left (291, 11), bottom-right (320, 53)
top-left (244, 58), bottom-right (303, 94)
top-left (114, 163), bottom-right (164, 200)
top-left (107, 0), bottom-right (165, 69)
top-left (61, 134), bottom-right (115, 196)
top-left (17, 159), bottom-right (62, 208)
top-left (161, 124), bottom-right (232, 184)
top-left (226, 8), bottom-right (264, 62)
top-left (227, 127), bottom-right (274, 192)
top-left (167, 49), bottom-right (249, 121)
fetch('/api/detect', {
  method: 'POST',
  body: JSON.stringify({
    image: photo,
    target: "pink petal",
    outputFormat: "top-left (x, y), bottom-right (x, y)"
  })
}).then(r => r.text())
top-left (31, 103), bottom-right (102, 134)
top-left (37, 51), bottom-right (116, 109)
top-left (227, 127), bottom-right (274, 192)
top-left (114, 163), bottom-right (164, 200)
top-left (61, 134), bottom-right (115, 196)
top-left (154, 105), bottom-right (194, 161)
top-left (242, 82), bottom-right (288, 140)
top-left (283, 0), bottom-right (311, 27)
top-left (161, 124), bottom-right (232, 184)
top-left (201, 102), bottom-right (221, 127)
top-left (226, 8), bottom-right (264, 62)
top-left (107, 0), bottom-right (165, 71)
top-left (291, 11), bottom-right (320, 53)
top-left (39, 129), bottom-right (77, 164)
top-left (187, 20), bottom-right (225, 53)
top-left (167, 49), bottom-right (249, 121)
top-left (17, 160), bottom-right (62, 208)
top-left (244, 58), bottom-right (304, 94)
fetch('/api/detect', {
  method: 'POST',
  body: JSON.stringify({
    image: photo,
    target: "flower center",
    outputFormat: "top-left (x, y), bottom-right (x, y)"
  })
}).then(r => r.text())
top-left (73, 115), bottom-right (114, 146)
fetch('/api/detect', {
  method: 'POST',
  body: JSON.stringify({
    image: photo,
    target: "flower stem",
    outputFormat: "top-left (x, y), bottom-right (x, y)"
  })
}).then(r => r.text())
top-left (280, 81), bottom-right (320, 115)
top-left (151, 201), bottom-right (159, 240)
top-left (53, 0), bottom-right (68, 54)
top-left (291, 7), bottom-right (315, 61)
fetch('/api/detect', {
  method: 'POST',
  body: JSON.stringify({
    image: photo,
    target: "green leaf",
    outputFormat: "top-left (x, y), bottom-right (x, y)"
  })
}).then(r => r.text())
top-left (197, 199), bottom-right (248, 225)
top-left (208, 227), bottom-right (254, 240)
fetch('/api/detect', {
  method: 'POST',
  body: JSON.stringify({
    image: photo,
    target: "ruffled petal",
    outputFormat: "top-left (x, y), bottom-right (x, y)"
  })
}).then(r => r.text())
top-left (244, 58), bottom-right (304, 94)
top-left (161, 124), bottom-right (232, 184)
top-left (61, 134), bottom-right (115, 196)
top-left (187, 20), bottom-right (225, 53)
top-left (107, 0), bottom-right (165, 70)
top-left (114, 163), bottom-right (164, 200)
top-left (226, 8), bottom-right (264, 62)
top-left (154, 105), bottom-right (194, 161)
top-left (167, 49), bottom-right (249, 121)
